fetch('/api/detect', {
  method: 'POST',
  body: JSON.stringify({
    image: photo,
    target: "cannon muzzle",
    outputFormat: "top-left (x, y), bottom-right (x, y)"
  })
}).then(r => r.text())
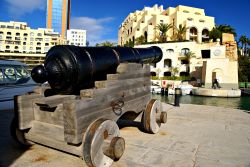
top-left (31, 46), bottom-right (162, 95)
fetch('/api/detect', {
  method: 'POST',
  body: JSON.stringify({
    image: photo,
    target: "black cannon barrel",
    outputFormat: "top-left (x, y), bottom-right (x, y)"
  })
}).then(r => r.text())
top-left (31, 45), bottom-right (162, 95)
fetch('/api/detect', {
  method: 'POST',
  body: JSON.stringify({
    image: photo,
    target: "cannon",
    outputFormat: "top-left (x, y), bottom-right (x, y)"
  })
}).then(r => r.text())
top-left (31, 45), bottom-right (162, 95)
top-left (11, 46), bottom-right (167, 167)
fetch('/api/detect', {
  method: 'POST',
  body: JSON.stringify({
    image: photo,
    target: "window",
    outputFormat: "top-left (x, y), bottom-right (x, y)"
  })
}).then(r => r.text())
top-left (30, 37), bottom-right (34, 41)
top-left (6, 45), bottom-right (10, 49)
top-left (23, 33), bottom-right (28, 36)
top-left (7, 32), bottom-right (11, 35)
top-left (151, 72), bottom-right (156, 76)
top-left (183, 10), bottom-right (189, 13)
top-left (187, 17), bottom-right (193, 21)
top-left (16, 32), bottom-right (20, 36)
top-left (164, 59), bottom-right (172, 67)
top-left (199, 19), bottom-right (205, 23)
top-left (163, 72), bottom-right (171, 76)
top-left (37, 33), bottom-right (42, 36)
top-left (195, 12), bottom-right (201, 15)
top-left (166, 49), bottom-right (174, 54)
top-left (181, 48), bottom-right (190, 55)
top-left (30, 32), bottom-right (34, 36)
top-left (201, 50), bottom-right (210, 58)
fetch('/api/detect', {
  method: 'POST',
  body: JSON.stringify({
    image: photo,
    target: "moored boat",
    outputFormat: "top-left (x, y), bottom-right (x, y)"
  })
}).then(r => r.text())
top-left (0, 60), bottom-right (38, 110)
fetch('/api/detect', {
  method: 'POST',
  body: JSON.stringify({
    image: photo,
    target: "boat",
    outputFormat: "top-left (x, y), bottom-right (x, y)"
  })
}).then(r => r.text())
top-left (0, 60), bottom-right (38, 110)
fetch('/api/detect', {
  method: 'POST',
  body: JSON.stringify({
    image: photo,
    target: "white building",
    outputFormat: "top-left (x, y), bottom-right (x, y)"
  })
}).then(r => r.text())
top-left (67, 29), bottom-right (86, 46)
top-left (118, 5), bottom-right (215, 45)
top-left (137, 37), bottom-right (238, 89)
top-left (0, 21), bottom-right (67, 69)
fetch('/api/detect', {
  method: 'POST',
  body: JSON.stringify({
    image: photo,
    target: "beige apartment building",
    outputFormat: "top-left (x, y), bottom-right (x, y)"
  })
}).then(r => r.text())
top-left (118, 5), bottom-right (215, 45)
top-left (0, 21), bottom-right (67, 69)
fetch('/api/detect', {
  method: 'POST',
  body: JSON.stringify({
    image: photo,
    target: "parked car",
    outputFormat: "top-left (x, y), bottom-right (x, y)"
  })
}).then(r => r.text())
top-left (0, 60), bottom-right (38, 110)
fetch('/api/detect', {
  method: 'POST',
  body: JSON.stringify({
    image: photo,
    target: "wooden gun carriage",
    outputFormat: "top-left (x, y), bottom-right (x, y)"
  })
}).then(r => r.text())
top-left (11, 46), bottom-right (167, 167)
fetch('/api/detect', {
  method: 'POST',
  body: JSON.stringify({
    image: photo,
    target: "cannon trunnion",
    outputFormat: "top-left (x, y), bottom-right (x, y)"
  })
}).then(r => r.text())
top-left (11, 46), bottom-right (167, 167)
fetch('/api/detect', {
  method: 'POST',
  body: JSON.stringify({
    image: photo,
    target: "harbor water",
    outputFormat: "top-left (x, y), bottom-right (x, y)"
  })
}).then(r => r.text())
top-left (152, 94), bottom-right (250, 112)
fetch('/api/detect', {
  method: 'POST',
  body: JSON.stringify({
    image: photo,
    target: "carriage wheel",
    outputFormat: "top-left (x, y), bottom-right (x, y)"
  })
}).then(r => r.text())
top-left (83, 119), bottom-right (125, 167)
top-left (10, 118), bottom-right (32, 147)
top-left (143, 99), bottom-right (167, 134)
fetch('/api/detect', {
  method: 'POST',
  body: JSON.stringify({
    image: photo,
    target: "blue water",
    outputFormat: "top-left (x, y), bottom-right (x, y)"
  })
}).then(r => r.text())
top-left (152, 94), bottom-right (250, 111)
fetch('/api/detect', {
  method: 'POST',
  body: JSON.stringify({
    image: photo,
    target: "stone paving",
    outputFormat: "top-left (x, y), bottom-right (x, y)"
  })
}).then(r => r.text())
top-left (0, 103), bottom-right (250, 167)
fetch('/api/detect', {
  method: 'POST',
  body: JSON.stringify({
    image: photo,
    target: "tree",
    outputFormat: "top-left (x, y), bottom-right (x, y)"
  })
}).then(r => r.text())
top-left (179, 51), bottom-right (196, 73)
top-left (238, 55), bottom-right (250, 81)
top-left (217, 24), bottom-right (237, 37)
top-left (172, 24), bottom-right (188, 41)
top-left (209, 27), bottom-right (222, 42)
top-left (135, 35), bottom-right (146, 45)
top-left (170, 66), bottom-right (179, 78)
top-left (96, 41), bottom-right (116, 47)
top-left (239, 35), bottom-right (249, 56)
top-left (155, 23), bottom-right (172, 42)
top-left (209, 24), bottom-right (237, 42)
top-left (86, 41), bottom-right (90, 46)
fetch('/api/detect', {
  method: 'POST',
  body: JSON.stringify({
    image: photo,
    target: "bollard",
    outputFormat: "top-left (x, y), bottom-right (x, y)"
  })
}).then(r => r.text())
top-left (164, 88), bottom-right (168, 96)
top-left (174, 88), bottom-right (181, 106)
top-left (161, 88), bottom-right (165, 95)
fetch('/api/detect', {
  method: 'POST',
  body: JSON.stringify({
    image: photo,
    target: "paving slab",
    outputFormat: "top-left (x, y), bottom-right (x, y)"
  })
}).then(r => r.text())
top-left (0, 103), bottom-right (250, 167)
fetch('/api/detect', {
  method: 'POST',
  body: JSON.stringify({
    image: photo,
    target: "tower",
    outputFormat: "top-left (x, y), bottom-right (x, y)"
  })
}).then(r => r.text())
top-left (46, 0), bottom-right (71, 38)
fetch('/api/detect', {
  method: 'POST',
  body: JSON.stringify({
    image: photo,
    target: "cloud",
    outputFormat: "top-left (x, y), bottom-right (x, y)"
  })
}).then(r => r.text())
top-left (5, 0), bottom-right (46, 17)
top-left (71, 17), bottom-right (116, 45)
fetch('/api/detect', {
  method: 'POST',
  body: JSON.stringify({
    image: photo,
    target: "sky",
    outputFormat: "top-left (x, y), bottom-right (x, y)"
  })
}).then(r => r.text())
top-left (0, 0), bottom-right (250, 45)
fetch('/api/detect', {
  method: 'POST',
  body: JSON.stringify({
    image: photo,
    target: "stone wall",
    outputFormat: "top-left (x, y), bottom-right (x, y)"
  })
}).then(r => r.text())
top-left (222, 33), bottom-right (238, 61)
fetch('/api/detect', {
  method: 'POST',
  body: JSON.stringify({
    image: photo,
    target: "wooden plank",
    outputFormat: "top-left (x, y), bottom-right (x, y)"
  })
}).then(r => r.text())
top-left (77, 86), bottom-right (150, 118)
top-left (107, 69), bottom-right (150, 81)
top-left (116, 63), bottom-right (143, 74)
top-left (33, 103), bottom-right (65, 126)
top-left (81, 77), bottom-right (150, 98)
top-left (30, 120), bottom-right (65, 142)
top-left (17, 94), bottom-right (43, 130)
top-left (94, 76), bottom-right (150, 89)
top-left (64, 94), bottom-right (151, 144)
top-left (63, 100), bottom-right (78, 144)
top-left (24, 131), bottom-right (82, 156)
top-left (34, 95), bottom-right (76, 108)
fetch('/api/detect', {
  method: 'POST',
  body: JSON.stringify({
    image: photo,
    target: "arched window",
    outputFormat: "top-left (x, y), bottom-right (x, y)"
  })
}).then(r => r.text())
top-left (190, 27), bottom-right (197, 35)
top-left (181, 48), bottom-right (190, 55)
top-left (166, 49), bottom-right (174, 54)
top-left (7, 32), bottom-right (11, 35)
top-left (144, 31), bottom-right (148, 42)
top-left (190, 27), bottom-right (198, 42)
top-left (202, 29), bottom-right (209, 42)
top-left (16, 32), bottom-right (20, 36)
top-left (164, 59), bottom-right (172, 67)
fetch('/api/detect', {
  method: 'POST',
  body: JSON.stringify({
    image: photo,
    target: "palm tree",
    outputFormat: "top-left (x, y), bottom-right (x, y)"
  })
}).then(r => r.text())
top-left (217, 24), bottom-right (237, 37)
top-left (209, 24), bottom-right (237, 42)
top-left (155, 23), bottom-right (172, 42)
top-left (96, 41), bottom-right (116, 47)
top-left (179, 51), bottom-right (196, 73)
top-left (172, 24), bottom-right (188, 41)
top-left (209, 27), bottom-right (222, 42)
top-left (135, 35), bottom-right (146, 45)
top-left (239, 35), bottom-right (248, 56)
